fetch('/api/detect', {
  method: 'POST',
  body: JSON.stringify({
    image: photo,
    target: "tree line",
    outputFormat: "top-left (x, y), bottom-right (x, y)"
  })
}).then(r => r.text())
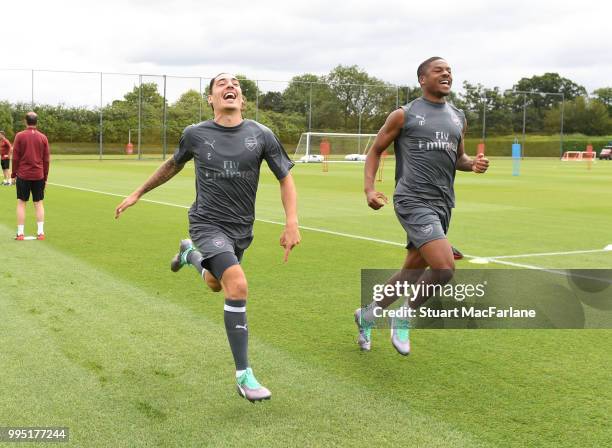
top-left (0, 66), bottom-right (610, 147)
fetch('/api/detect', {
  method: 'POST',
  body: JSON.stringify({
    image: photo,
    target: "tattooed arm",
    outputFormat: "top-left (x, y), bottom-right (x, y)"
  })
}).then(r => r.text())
top-left (115, 158), bottom-right (185, 218)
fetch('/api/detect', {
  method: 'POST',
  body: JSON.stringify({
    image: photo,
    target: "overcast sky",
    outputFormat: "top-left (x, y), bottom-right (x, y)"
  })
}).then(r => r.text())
top-left (0, 0), bottom-right (609, 106)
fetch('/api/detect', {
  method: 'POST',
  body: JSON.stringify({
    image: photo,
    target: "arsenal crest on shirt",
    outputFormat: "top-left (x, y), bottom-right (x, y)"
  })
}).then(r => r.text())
top-left (244, 136), bottom-right (258, 151)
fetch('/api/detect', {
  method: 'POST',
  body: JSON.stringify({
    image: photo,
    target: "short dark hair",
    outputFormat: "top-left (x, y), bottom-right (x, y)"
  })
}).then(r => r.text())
top-left (208, 73), bottom-right (230, 111)
top-left (417, 57), bottom-right (444, 80)
top-left (208, 73), bottom-right (242, 112)
top-left (25, 112), bottom-right (37, 126)
top-left (209, 72), bottom-right (235, 95)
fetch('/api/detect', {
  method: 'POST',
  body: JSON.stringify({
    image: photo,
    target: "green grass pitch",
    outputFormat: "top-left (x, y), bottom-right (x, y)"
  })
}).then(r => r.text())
top-left (0, 158), bottom-right (611, 447)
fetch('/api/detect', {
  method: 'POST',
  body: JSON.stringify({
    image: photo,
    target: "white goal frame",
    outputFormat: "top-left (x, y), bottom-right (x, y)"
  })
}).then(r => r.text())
top-left (561, 151), bottom-right (596, 161)
top-left (293, 132), bottom-right (378, 161)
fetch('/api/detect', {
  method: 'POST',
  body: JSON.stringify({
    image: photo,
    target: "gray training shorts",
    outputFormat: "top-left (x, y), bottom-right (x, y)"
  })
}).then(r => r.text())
top-left (189, 223), bottom-right (253, 279)
top-left (394, 201), bottom-right (451, 249)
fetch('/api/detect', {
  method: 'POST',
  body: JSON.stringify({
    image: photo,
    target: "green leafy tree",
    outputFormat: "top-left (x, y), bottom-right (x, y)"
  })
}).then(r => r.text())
top-left (254, 107), bottom-right (306, 144)
top-left (513, 72), bottom-right (586, 100)
top-left (282, 74), bottom-right (342, 132)
top-left (544, 96), bottom-right (612, 135)
top-left (167, 89), bottom-right (212, 143)
top-left (235, 75), bottom-right (258, 103)
top-left (397, 86), bottom-right (421, 105)
top-left (509, 73), bottom-right (587, 133)
top-left (282, 74), bottom-right (320, 115)
top-left (0, 69), bottom-right (609, 150)
top-left (325, 65), bottom-right (396, 133)
top-left (459, 82), bottom-right (513, 137)
top-left (259, 91), bottom-right (284, 112)
top-left (0, 101), bottom-right (14, 138)
top-left (106, 82), bottom-right (166, 144)
top-left (592, 87), bottom-right (612, 114)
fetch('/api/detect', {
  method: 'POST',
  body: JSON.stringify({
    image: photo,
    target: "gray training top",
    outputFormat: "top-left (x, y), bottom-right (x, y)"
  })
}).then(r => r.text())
top-left (394, 97), bottom-right (466, 208)
top-left (173, 119), bottom-right (294, 238)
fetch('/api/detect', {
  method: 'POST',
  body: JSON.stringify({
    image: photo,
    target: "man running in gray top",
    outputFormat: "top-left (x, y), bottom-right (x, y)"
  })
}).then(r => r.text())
top-left (355, 57), bottom-right (489, 355)
top-left (115, 73), bottom-right (300, 402)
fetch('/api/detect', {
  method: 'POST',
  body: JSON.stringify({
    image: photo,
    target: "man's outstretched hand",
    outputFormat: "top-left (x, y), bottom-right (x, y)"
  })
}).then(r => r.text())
top-left (115, 192), bottom-right (140, 219)
top-left (366, 190), bottom-right (388, 210)
top-left (280, 224), bottom-right (301, 262)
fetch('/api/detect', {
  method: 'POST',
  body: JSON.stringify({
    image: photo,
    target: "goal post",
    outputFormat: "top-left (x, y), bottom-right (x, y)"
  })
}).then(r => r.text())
top-left (293, 132), bottom-right (378, 162)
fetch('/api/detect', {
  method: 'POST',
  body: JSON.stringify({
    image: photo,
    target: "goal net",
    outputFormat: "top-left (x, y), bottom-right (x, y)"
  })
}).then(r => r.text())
top-left (561, 151), bottom-right (596, 161)
top-left (293, 132), bottom-right (377, 162)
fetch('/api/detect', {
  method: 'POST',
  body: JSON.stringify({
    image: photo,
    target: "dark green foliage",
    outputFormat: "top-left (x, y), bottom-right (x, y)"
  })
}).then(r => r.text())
top-left (1, 70), bottom-right (611, 151)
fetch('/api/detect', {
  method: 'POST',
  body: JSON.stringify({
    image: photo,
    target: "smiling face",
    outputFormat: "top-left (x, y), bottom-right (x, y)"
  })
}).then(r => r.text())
top-left (208, 73), bottom-right (244, 112)
top-left (419, 59), bottom-right (452, 98)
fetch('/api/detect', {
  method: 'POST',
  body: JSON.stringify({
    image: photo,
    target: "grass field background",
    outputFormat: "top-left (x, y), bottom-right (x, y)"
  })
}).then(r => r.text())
top-left (0, 158), bottom-right (611, 447)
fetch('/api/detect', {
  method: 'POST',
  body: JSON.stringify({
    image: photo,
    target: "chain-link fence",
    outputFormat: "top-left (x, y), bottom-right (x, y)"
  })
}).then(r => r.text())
top-left (0, 69), bottom-right (409, 160)
top-left (0, 68), bottom-right (572, 160)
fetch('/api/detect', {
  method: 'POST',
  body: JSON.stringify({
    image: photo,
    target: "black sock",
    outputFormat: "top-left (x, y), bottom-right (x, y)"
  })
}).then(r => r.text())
top-left (187, 249), bottom-right (204, 275)
top-left (224, 299), bottom-right (249, 371)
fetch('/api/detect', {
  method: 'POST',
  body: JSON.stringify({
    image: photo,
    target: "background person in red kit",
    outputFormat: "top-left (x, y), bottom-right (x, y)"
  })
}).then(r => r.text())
top-left (11, 112), bottom-right (50, 240)
top-left (0, 131), bottom-right (12, 186)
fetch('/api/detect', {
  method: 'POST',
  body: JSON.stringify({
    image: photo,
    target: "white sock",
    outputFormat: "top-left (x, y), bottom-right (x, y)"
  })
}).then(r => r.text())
top-left (362, 302), bottom-right (382, 322)
top-left (235, 369), bottom-right (247, 378)
top-left (17, 225), bottom-right (24, 235)
top-left (37, 222), bottom-right (44, 234)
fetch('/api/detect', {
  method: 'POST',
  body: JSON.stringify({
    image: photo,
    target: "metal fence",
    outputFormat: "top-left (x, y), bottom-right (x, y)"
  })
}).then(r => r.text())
top-left (0, 68), bottom-right (568, 159)
top-left (0, 68), bottom-right (409, 160)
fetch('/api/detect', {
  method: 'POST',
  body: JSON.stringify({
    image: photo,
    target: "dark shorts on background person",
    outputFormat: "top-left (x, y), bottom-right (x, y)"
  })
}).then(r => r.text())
top-left (189, 223), bottom-right (254, 280)
top-left (1, 159), bottom-right (9, 170)
top-left (394, 200), bottom-right (452, 249)
top-left (16, 177), bottom-right (45, 202)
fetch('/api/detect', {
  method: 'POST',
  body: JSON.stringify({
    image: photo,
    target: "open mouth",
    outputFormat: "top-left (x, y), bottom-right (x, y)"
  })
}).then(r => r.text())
top-left (223, 91), bottom-right (237, 100)
top-left (439, 79), bottom-right (451, 86)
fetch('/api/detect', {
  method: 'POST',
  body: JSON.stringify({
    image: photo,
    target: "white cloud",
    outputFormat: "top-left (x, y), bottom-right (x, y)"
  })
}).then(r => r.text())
top-left (1, 0), bottom-right (610, 106)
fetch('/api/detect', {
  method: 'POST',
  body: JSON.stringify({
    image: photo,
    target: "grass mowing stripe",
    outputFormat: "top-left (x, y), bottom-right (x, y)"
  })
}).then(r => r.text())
top-left (47, 182), bottom-right (557, 272)
top-left (0, 223), bottom-right (485, 448)
top-left (48, 182), bottom-right (410, 247)
top-left (2, 161), bottom-right (611, 447)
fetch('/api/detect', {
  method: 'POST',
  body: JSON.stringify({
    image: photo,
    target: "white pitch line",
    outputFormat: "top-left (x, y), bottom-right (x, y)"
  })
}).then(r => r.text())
top-left (470, 258), bottom-right (555, 270)
top-left (48, 183), bottom-right (191, 209)
top-left (50, 182), bottom-right (410, 247)
top-left (48, 182), bottom-right (410, 248)
top-left (257, 218), bottom-right (407, 247)
top-left (488, 248), bottom-right (612, 260)
top-left (46, 182), bottom-right (587, 273)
